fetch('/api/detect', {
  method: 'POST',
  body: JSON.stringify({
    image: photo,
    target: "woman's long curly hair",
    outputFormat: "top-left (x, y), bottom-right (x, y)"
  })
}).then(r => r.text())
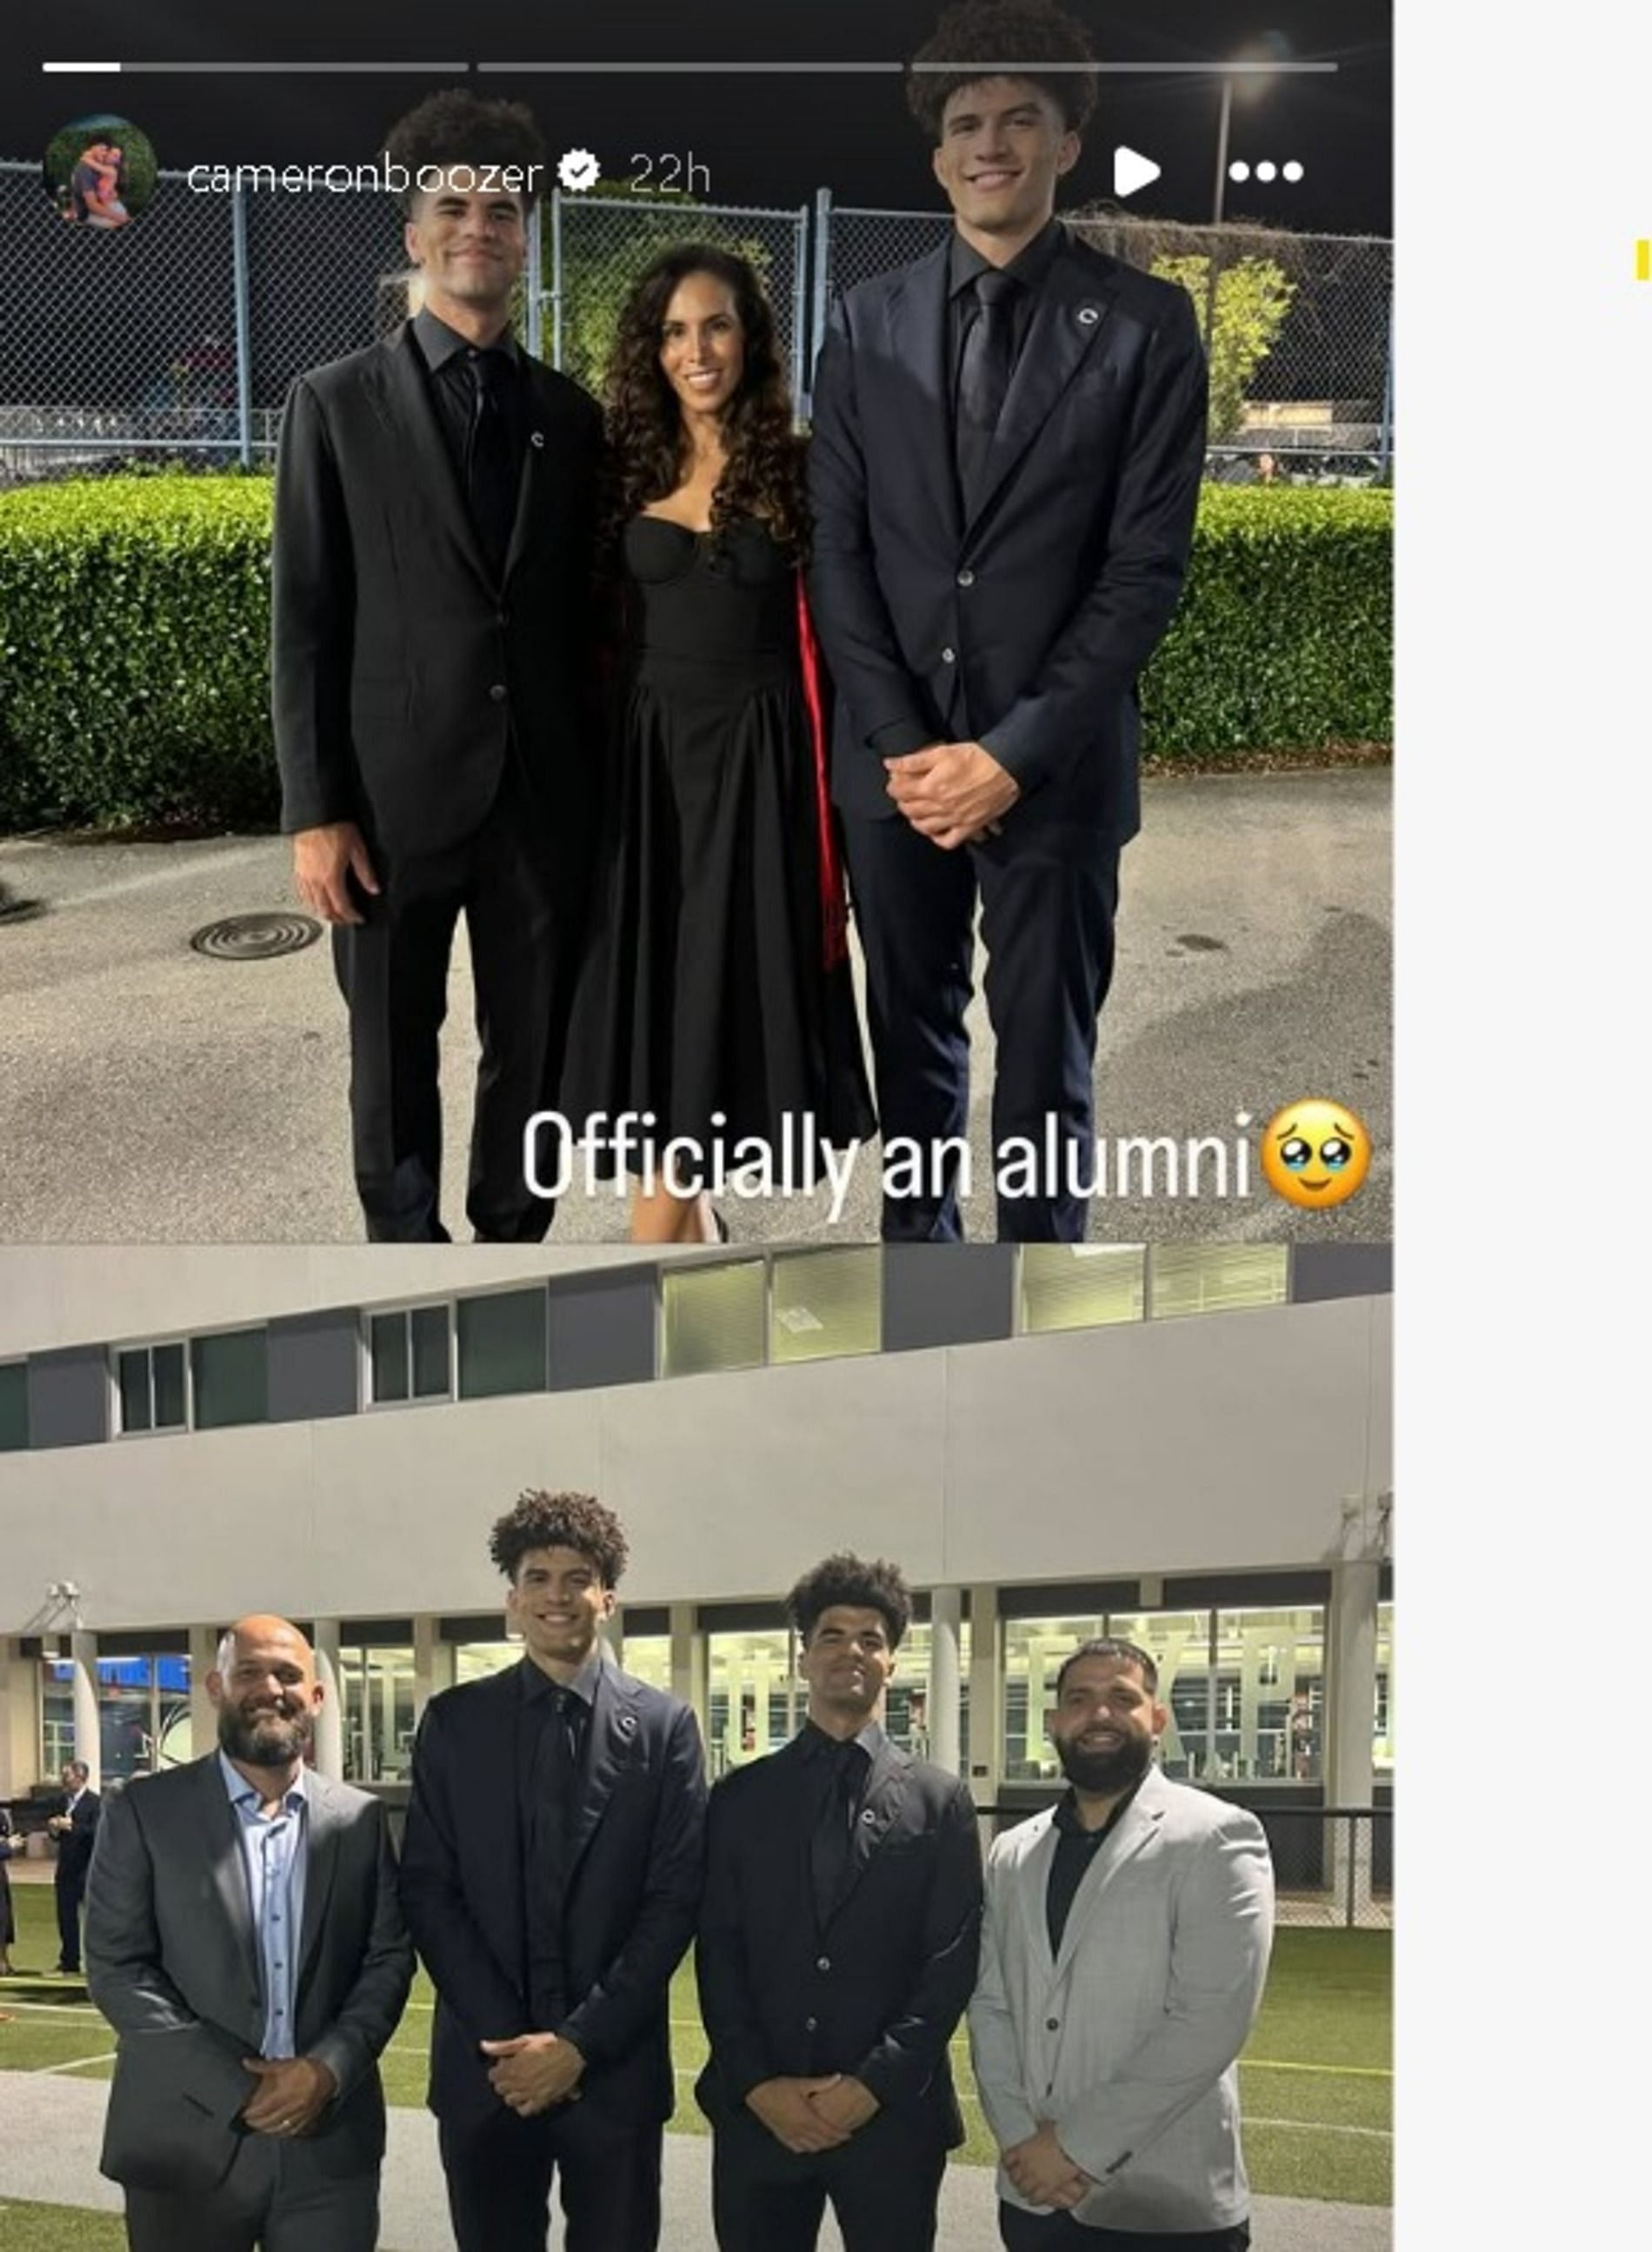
top-left (602, 243), bottom-right (809, 567)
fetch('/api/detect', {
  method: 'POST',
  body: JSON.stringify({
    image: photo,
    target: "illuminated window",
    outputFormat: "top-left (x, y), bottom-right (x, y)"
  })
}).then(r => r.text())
top-left (1149, 1244), bottom-right (1289, 1319)
top-left (770, 1248), bottom-right (881, 1363)
top-left (663, 1261), bottom-right (765, 1376)
top-left (1020, 1246), bottom-right (1145, 1334)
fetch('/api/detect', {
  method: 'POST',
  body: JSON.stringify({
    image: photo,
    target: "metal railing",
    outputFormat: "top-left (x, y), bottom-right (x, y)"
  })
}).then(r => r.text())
top-left (0, 159), bottom-right (1391, 485)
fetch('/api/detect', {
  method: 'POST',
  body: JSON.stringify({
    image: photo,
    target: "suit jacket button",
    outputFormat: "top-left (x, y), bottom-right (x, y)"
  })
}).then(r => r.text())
top-left (489, 683), bottom-right (507, 702)
top-left (804, 2015), bottom-right (818, 2033)
top-left (956, 569), bottom-right (976, 588)
top-left (1046, 2016), bottom-right (1060, 2030)
top-left (496, 610), bottom-right (509, 627)
top-left (940, 646), bottom-right (956, 663)
top-left (816, 1956), bottom-right (831, 1973)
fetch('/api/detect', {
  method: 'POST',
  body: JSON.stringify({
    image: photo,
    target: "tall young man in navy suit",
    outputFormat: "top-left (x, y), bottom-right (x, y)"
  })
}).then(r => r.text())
top-left (809, 1), bottom-right (1209, 1241)
top-left (401, 1491), bottom-right (706, 2252)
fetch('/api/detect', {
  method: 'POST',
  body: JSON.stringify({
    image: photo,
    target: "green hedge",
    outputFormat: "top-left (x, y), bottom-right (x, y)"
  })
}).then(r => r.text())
top-left (0, 474), bottom-right (1391, 830)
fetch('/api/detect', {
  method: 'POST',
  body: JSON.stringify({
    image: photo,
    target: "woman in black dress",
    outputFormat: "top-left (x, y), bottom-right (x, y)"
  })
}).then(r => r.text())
top-left (576, 244), bottom-right (874, 1243)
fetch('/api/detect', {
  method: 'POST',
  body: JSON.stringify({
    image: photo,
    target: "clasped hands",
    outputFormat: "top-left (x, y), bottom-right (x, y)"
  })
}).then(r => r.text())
top-left (1004, 2121), bottom-right (1093, 2210)
top-left (240, 2054), bottom-right (337, 2137)
top-left (746, 2073), bottom-right (881, 2153)
top-left (884, 742), bottom-right (1020, 851)
top-left (480, 2030), bottom-right (587, 2117)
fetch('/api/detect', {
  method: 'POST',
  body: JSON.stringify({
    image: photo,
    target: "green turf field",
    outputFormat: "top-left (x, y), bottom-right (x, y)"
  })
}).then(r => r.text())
top-left (1, 1886), bottom-right (1391, 2207)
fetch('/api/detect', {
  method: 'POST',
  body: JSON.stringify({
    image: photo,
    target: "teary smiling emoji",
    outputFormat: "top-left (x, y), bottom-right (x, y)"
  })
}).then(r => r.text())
top-left (1260, 1100), bottom-right (1372, 1209)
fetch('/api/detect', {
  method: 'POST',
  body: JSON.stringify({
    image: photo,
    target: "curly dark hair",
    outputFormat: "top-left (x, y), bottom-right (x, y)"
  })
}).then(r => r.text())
top-left (382, 90), bottom-right (547, 214)
top-left (488, 1490), bottom-right (629, 1587)
top-left (907, 0), bottom-right (1099, 140)
top-left (601, 243), bottom-right (809, 566)
top-left (787, 1555), bottom-right (913, 1649)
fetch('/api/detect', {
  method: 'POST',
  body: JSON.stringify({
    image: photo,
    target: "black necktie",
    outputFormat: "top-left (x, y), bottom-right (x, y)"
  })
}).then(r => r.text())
top-left (955, 269), bottom-right (1020, 511)
top-left (465, 347), bottom-right (516, 579)
top-left (810, 1739), bottom-right (867, 1929)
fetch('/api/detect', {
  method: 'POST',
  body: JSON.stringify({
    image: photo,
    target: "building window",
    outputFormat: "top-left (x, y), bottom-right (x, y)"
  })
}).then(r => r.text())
top-left (1212, 1608), bottom-right (1326, 1782)
top-left (770, 1248), bottom-right (882, 1364)
top-left (40, 1653), bottom-right (191, 1782)
top-left (117, 1341), bottom-right (188, 1435)
top-left (663, 1261), bottom-right (765, 1377)
top-left (456, 1289), bottom-right (548, 1400)
top-left (884, 1619), bottom-right (972, 1772)
top-left (1019, 1246), bottom-right (1146, 1335)
top-left (191, 1329), bottom-right (270, 1430)
top-left (618, 1635), bottom-right (671, 1694)
top-left (706, 1626), bottom-right (794, 1775)
top-left (0, 1362), bottom-right (28, 1452)
top-left (456, 1639), bottom-right (522, 1684)
top-left (338, 1645), bottom-right (416, 1782)
top-left (369, 1304), bottom-right (453, 1406)
top-left (1375, 1600), bottom-right (1394, 1777)
top-left (1148, 1244), bottom-right (1289, 1320)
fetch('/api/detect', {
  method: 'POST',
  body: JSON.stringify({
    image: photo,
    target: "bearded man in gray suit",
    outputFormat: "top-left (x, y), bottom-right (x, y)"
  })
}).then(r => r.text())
top-left (85, 1615), bottom-right (414, 2252)
top-left (969, 1639), bottom-right (1274, 2249)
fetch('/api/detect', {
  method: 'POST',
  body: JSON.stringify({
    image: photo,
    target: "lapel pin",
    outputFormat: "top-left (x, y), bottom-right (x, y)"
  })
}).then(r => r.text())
top-left (1076, 306), bottom-right (1100, 328)
top-left (617, 1712), bottom-right (636, 1736)
top-left (530, 429), bottom-right (546, 449)
top-left (860, 1808), bottom-right (877, 1824)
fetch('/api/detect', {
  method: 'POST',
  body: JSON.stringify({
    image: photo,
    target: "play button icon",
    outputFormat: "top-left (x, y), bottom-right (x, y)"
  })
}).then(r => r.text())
top-left (1113, 145), bottom-right (1162, 198)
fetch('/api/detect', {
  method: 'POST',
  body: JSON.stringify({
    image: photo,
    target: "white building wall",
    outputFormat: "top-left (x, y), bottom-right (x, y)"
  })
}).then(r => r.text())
top-left (0, 1297), bottom-right (1389, 1635)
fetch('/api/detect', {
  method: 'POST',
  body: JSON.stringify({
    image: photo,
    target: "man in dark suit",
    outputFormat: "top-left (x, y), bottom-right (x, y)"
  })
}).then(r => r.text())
top-left (272, 90), bottom-right (603, 1243)
top-left (47, 1756), bottom-right (99, 1973)
top-left (696, 1553), bottom-right (983, 2252)
top-left (808, 0), bottom-right (1209, 1242)
top-left (401, 1490), bottom-right (706, 2251)
top-left (84, 1616), bottom-right (414, 2252)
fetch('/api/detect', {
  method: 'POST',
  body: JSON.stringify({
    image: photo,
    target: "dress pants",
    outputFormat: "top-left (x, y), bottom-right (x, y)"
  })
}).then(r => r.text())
top-left (54, 1862), bottom-right (85, 1970)
top-left (439, 2100), bottom-right (663, 2252)
top-left (332, 761), bottom-right (590, 1243)
top-left (711, 2108), bottom-right (948, 2252)
top-left (843, 805), bottom-right (1120, 1242)
top-left (122, 2138), bottom-right (377, 2252)
top-left (998, 2204), bottom-right (1250, 2250)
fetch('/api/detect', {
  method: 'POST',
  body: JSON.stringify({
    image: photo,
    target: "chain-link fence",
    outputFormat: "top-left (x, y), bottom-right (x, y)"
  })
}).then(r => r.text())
top-left (0, 158), bottom-right (1389, 486)
top-left (823, 197), bottom-right (1393, 478)
top-left (1260, 1805), bottom-right (1393, 1929)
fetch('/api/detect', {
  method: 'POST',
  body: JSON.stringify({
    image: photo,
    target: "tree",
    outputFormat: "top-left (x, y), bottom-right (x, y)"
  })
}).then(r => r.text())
top-left (1150, 254), bottom-right (1296, 443)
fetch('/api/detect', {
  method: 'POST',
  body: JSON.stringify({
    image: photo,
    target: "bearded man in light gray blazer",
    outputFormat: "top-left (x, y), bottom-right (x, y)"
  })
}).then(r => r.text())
top-left (85, 1615), bottom-right (414, 2252)
top-left (969, 1638), bottom-right (1274, 2249)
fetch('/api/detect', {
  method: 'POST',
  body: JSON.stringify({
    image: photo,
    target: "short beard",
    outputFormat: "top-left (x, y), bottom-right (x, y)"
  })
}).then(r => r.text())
top-left (218, 1702), bottom-right (311, 1769)
top-left (1055, 1728), bottom-right (1152, 1798)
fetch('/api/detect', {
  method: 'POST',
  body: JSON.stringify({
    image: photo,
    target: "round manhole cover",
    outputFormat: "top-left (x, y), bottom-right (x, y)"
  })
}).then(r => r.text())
top-left (190, 911), bottom-right (323, 961)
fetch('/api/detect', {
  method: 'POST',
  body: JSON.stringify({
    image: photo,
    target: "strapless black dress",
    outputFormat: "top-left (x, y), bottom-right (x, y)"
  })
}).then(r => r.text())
top-left (570, 514), bottom-right (875, 1183)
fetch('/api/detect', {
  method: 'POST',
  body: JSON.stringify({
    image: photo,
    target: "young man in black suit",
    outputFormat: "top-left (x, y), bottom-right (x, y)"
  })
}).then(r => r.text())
top-left (272, 92), bottom-right (603, 1242)
top-left (47, 1756), bottom-right (100, 1974)
top-left (808, 1), bottom-right (1209, 1242)
top-left (696, 1554), bottom-right (983, 2252)
top-left (400, 1492), bottom-right (706, 2252)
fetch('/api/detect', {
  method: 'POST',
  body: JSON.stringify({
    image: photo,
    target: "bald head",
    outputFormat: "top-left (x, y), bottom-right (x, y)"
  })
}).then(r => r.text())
top-left (209, 1615), bottom-right (323, 1775)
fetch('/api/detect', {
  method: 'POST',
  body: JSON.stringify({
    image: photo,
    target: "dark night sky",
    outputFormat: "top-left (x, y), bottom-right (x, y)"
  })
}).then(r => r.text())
top-left (3, 3), bottom-right (1390, 236)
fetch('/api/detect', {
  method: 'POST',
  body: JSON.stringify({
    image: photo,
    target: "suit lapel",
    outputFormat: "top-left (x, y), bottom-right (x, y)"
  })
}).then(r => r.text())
top-left (965, 238), bottom-right (1118, 538)
top-left (1049, 1770), bottom-right (1168, 1984)
top-left (886, 243), bottom-right (962, 552)
top-left (502, 380), bottom-right (550, 587)
top-left (198, 1756), bottom-right (262, 2000)
top-left (565, 1666), bottom-right (641, 1881)
top-left (375, 323), bottom-right (494, 591)
top-left (296, 1772), bottom-right (343, 1995)
top-left (825, 1735), bottom-right (909, 1927)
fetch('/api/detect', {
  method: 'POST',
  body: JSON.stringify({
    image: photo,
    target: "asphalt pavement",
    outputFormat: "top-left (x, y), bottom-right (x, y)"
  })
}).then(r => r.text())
top-left (0, 771), bottom-right (1390, 1243)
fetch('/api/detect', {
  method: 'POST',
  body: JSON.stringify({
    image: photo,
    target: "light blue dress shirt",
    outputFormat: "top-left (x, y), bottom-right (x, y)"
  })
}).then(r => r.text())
top-left (217, 1749), bottom-right (310, 2060)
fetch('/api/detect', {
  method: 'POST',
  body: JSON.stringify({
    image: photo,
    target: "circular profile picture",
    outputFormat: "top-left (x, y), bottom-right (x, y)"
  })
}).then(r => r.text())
top-left (43, 115), bottom-right (158, 231)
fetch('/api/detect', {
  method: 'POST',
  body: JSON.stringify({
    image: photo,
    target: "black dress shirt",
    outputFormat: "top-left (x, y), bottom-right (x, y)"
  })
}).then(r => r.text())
top-left (516, 1649), bottom-right (602, 2015)
top-left (1045, 1774), bottom-right (1144, 1958)
top-left (411, 305), bottom-right (528, 571)
top-left (946, 217), bottom-right (1065, 429)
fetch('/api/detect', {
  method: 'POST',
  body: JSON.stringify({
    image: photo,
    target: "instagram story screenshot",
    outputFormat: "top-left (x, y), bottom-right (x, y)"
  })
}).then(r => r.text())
top-left (0, 14), bottom-right (1396, 2252)
top-left (0, 2), bottom-right (1392, 1248)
